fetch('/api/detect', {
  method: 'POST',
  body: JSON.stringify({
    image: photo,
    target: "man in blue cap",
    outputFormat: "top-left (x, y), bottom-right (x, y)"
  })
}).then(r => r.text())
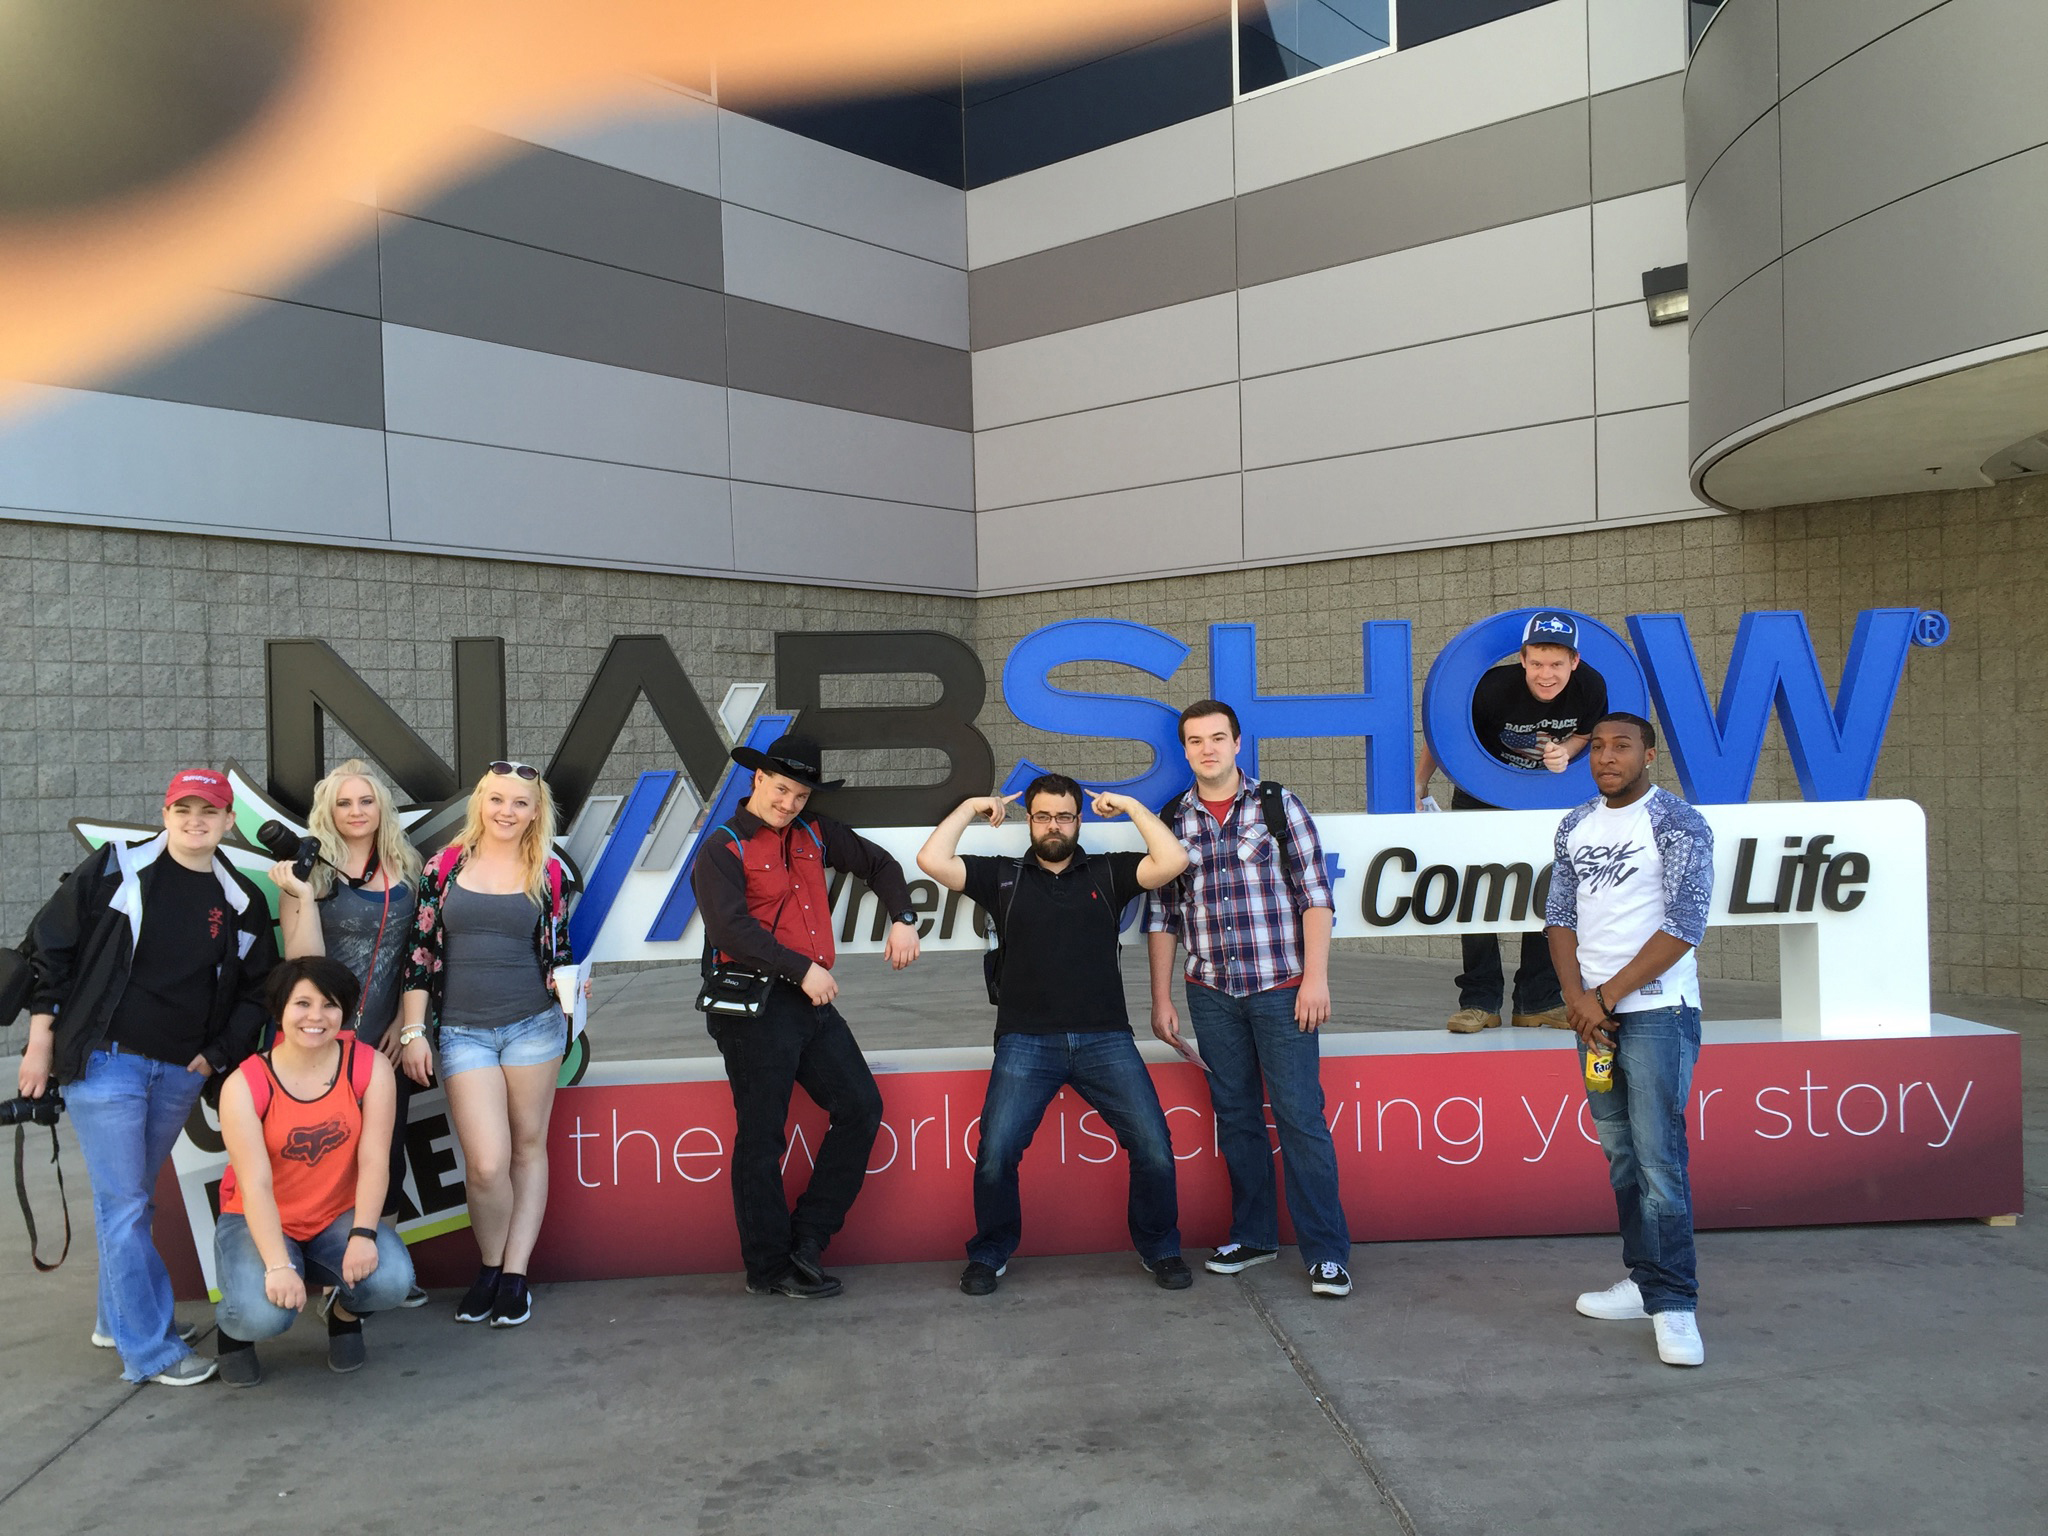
top-left (1416, 611), bottom-right (1608, 1033)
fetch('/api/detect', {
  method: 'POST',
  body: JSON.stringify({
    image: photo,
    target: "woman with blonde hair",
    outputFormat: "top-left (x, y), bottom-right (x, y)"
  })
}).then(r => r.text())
top-left (396, 761), bottom-right (572, 1328)
top-left (269, 759), bottom-right (427, 1307)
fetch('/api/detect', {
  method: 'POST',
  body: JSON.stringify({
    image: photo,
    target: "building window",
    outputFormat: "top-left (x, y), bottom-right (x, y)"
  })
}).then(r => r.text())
top-left (1235, 1), bottom-right (1394, 96)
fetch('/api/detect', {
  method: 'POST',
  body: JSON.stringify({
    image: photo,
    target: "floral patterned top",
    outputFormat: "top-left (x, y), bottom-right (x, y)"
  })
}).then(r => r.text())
top-left (401, 846), bottom-right (572, 1038)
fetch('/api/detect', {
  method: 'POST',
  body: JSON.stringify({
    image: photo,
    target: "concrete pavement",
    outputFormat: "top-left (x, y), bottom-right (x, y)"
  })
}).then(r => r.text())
top-left (1, 951), bottom-right (2040, 1534)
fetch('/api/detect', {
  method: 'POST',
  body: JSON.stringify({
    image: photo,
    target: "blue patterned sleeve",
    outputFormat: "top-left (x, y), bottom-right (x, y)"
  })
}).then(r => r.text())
top-left (1281, 790), bottom-right (1334, 911)
top-left (1650, 795), bottom-right (1714, 946)
top-left (1544, 806), bottom-right (1587, 930)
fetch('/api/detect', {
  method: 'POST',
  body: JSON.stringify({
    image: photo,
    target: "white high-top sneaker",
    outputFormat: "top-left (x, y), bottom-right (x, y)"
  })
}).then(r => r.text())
top-left (1653, 1310), bottom-right (1705, 1366)
top-left (1575, 1277), bottom-right (1650, 1320)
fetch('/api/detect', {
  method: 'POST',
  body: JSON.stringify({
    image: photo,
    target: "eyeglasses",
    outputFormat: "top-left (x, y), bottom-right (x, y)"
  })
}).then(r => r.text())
top-left (1029, 812), bottom-right (1080, 828)
top-left (488, 760), bottom-right (541, 781)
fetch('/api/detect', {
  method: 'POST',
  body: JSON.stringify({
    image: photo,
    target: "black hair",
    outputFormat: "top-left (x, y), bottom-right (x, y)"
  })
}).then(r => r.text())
top-left (1178, 699), bottom-right (1241, 741)
top-left (1592, 711), bottom-right (1657, 750)
top-left (1022, 772), bottom-right (1084, 814)
top-left (265, 954), bottom-right (362, 1024)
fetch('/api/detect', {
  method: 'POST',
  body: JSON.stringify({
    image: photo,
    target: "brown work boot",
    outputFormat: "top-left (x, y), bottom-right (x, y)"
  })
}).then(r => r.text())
top-left (1512, 1006), bottom-right (1572, 1029)
top-left (1446, 1007), bottom-right (1500, 1033)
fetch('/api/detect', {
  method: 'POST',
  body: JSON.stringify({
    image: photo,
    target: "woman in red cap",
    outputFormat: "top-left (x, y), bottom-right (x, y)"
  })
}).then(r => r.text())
top-left (18, 769), bottom-right (279, 1386)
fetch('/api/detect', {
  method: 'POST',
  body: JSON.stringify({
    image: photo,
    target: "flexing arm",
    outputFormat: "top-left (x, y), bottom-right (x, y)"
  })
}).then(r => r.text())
top-left (1091, 792), bottom-right (1188, 891)
top-left (917, 794), bottom-right (1016, 894)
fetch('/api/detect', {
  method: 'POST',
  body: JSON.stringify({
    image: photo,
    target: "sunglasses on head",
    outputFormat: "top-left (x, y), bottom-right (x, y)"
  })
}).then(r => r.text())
top-left (488, 760), bottom-right (541, 781)
top-left (767, 757), bottom-right (816, 780)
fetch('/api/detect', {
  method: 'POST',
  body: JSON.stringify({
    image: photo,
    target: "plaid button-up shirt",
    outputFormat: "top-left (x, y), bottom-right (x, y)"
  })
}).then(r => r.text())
top-left (1141, 778), bottom-right (1333, 996)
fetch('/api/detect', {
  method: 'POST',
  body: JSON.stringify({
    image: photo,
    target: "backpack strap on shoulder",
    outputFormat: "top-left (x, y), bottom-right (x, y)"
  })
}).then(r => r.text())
top-left (345, 1035), bottom-right (375, 1103)
top-left (1257, 779), bottom-right (1299, 888)
top-left (430, 844), bottom-right (464, 882)
top-left (242, 1056), bottom-right (274, 1122)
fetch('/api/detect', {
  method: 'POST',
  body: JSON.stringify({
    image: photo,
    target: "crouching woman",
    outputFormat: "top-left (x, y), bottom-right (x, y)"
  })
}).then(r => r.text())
top-left (212, 956), bottom-right (415, 1383)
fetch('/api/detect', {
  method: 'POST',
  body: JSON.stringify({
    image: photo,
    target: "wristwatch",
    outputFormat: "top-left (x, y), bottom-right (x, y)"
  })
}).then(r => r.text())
top-left (894, 910), bottom-right (919, 928)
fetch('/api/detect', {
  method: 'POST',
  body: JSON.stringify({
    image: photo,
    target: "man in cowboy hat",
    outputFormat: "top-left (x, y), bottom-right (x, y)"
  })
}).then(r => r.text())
top-left (691, 733), bottom-right (922, 1298)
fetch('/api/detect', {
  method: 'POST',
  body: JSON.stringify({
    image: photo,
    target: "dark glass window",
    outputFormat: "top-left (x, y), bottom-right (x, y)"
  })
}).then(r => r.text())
top-left (1237, 1), bottom-right (1394, 94)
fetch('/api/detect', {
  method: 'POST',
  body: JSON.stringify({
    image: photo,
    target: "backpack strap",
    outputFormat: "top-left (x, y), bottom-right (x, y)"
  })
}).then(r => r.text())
top-left (431, 844), bottom-right (464, 882)
top-left (1257, 779), bottom-right (1299, 889)
top-left (344, 1035), bottom-right (374, 1103)
top-left (241, 1057), bottom-right (274, 1122)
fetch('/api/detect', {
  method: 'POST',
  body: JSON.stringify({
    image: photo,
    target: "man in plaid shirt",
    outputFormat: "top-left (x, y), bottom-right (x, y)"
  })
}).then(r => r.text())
top-left (1143, 700), bottom-right (1353, 1298)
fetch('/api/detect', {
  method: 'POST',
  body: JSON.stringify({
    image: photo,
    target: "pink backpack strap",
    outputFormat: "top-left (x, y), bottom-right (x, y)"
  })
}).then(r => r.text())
top-left (545, 856), bottom-right (564, 914)
top-left (431, 844), bottom-right (464, 882)
top-left (344, 1034), bottom-right (375, 1103)
top-left (240, 1056), bottom-right (274, 1121)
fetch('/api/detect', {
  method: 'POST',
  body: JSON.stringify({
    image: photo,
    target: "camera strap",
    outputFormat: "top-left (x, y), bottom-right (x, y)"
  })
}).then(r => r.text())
top-left (13, 1122), bottom-right (70, 1272)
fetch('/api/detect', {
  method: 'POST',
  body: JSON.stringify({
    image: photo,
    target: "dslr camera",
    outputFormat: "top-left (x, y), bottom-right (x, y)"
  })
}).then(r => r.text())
top-left (0, 1090), bottom-right (63, 1127)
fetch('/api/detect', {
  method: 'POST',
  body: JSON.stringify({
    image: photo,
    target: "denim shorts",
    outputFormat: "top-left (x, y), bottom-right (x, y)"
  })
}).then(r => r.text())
top-left (438, 1006), bottom-right (568, 1078)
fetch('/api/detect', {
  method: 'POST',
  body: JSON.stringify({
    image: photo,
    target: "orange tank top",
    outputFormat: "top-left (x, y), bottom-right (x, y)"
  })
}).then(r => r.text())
top-left (219, 1036), bottom-right (371, 1241)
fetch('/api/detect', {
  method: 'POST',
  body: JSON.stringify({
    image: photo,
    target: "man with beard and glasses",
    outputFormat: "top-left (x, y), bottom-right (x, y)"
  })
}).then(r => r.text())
top-left (918, 774), bottom-right (1190, 1296)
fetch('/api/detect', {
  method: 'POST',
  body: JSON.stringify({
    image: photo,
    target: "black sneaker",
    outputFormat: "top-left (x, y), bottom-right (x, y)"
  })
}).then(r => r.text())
top-left (454, 1273), bottom-right (500, 1324)
top-left (959, 1260), bottom-right (1005, 1296)
top-left (790, 1241), bottom-right (839, 1290)
top-left (217, 1342), bottom-right (262, 1388)
top-left (1144, 1255), bottom-right (1194, 1290)
top-left (745, 1269), bottom-right (843, 1299)
top-left (489, 1282), bottom-right (533, 1328)
top-left (1309, 1261), bottom-right (1353, 1298)
top-left (328, 1326), bottom-right (368, 1372)
top-left (1205, 1243), bottom-right (1279, 1275)
top-left (399, 1285), bottom-right (430, 1309)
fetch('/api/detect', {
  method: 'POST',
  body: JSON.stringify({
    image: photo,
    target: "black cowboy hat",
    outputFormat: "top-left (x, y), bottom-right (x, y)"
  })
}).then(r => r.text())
top-left (730, 733), bottom-right (844, 791)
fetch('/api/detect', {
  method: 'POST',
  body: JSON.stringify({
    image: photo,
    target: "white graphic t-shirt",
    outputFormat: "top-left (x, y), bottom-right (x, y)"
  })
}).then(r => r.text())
top-left (1546, 786), bottom-right (1714, 1013)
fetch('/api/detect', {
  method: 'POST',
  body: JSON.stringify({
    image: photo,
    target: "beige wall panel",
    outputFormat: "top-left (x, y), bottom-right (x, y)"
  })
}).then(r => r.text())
top-left (1779, 0), bottom-right (1945, 93)
top-left (1684, 0), bottom-right (1779, 193)
top-left (1596, 403), bottom-right (1708, 520)
top-left (717, 109), bottom-right (967, 267)
top-left (973, 384), bottom-right (1241, 511)
top-left (1592, 183), bottom-right (1689, 308)
top-left (1235, 101), bottom-right (1590, 288)
top-left (975, 473), bottom-right (1241, 592)
top-left (1780, 0), bottom-right (2048, 250)
top-left (1588, 0), bottom-right (1689, 93)
top-left (1242, 418), bottom-right (1596, 561)
top-left (1232, 0), bottom-right (1588, 192)
top-left (969, 200), bottom-right (1237, 351)
top-left (1241, 315), bottom-right (1593, 471)
top-left (721, 206), bottom-right (969, 348)
top-left (1592, 302), bottom-right (1689, 414)
top-left (1590, 73), bottom-right (1685, 202)
top-left (1238, 208), bottom-right (1590, 379)
top-left (729, 483), bottom-right (976, 592)
top-left (970, 294), bottom-right (1238, 431)
top-left (1687, 109), bottom-right (1782, 321)
top-left (965, 110), bottom-right (1234, 269)
top-left (726, 390), bottom-right (974, 510)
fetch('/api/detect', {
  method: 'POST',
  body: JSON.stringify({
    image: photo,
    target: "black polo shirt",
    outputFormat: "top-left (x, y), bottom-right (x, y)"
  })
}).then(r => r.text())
top-left (960, 850), bottom-right (1146, 1038)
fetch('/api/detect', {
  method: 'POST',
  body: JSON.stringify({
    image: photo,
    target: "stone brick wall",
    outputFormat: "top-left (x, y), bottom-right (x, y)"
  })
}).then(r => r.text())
top-left (5, 475), bottom-right (2041, 1002)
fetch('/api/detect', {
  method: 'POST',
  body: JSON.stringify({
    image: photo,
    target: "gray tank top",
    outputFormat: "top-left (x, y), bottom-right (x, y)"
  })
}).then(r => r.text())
top-left (318, 880), bottom-right (417, 1045)
top-left (438, 880), bottom-right (556, 1032)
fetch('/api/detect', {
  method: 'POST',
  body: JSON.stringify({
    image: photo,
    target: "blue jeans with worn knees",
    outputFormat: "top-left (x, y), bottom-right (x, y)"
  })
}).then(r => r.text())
top-left (1580, 1003), bottom-right (1700, 1314)
top-left (1184, 984), bottom-right (1350, 1268)
top-left (64, 1047), bottom-right (208, 1381)
top-left (967, 1031), bottom-right (1181, 1271)
top-left (214, 1211), bottom-right (417, 1342)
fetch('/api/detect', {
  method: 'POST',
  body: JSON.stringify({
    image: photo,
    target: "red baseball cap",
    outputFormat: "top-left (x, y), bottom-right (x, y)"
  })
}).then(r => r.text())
top-left (163, 769), bottom-right (233, 810)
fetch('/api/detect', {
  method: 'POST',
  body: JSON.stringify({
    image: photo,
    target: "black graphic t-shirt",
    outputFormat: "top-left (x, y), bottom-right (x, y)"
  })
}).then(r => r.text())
top-left (107, 858), bottom-right (231, 1065)
top-left (1470, 661), bottom-right (1609, 772)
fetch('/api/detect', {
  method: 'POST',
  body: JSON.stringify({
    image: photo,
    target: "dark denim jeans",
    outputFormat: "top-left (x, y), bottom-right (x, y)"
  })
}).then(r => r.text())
top-left (968, 1031), bottom-right (1180, 1270)
top-left (214, 1211), bottom-right (416, 1341)
top-left (65, 1046), bottom-right (208, 1381)
top-left (708, 984), bottom-right (883, 1285)
top-left (1452, 787), bottom-right (1562, 1013)
top-left (1184, 985), bottom-right (1350, 1267)
top-left (1580, 1002), bottom-right (1701, 1314)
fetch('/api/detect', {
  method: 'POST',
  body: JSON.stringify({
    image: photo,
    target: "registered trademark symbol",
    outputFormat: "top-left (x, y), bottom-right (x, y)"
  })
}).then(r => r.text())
top-left (1911, 610), bottom-right (1950, 647)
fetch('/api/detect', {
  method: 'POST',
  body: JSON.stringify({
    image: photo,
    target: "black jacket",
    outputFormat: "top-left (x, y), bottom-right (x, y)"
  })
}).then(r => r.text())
top-left (29, 835), bottom-right (279, 1084)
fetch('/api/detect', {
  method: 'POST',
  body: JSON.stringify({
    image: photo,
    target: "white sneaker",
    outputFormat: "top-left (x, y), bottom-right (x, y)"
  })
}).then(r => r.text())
top-left (1653, 1310), bottom-right (1705, 1366)
top-left (1575, 1278), bottom-right (1649, 1320)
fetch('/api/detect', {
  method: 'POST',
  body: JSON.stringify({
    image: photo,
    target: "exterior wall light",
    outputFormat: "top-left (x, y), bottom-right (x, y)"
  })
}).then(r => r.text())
top-left (1643, 264), bottom-right (1689, 326)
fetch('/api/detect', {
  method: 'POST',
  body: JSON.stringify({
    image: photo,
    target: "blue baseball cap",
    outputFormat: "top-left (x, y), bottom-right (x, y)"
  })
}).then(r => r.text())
top-left (1521, 611), bottom-right (1580, 651)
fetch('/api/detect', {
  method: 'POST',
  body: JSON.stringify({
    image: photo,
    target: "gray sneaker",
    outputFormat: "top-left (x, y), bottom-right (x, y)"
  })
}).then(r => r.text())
top-left (148, 1353), bottom-right (218, 1387)
top-left (218, 1344), bottom-right (262, 1388)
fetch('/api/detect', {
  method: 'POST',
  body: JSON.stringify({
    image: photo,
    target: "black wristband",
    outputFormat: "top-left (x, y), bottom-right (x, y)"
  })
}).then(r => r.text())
top-left (1593, 986), bottom-right (1619, 1022)
top-left (348, 1226), bottom-right (379, 1243)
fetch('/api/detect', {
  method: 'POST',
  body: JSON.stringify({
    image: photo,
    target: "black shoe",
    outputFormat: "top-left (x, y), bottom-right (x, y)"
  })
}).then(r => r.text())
top-left (217, 1341), bottom-right (262, 1387)
top-left (1144, 1255), bottom-right (1194, 1290)
top-left (327, 1326), bottom-right (367, 1372)
top-left (745, 1269), bottom-right (843, 1299)
top-left (790, 1241), bottom-right (839, 1290)
top-left (1205, 1243), bottom-right (1279, 1275)
top-left (959, 1260), bottom-right (1005, 1296)
top-left (454, 1272), bottom-right (500, 1324)
top-left (489, 1279), bottom-right (533, 1327)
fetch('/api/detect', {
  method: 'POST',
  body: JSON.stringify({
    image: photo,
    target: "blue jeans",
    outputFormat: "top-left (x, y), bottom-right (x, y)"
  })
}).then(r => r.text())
top-left (65, 1047), bottom-right (208, 1381)
top-left (1580, 1003), bottom-right (1700, 1314)
top-left (214, 1211), bottom-right (416, 1341)
top-left (1184, 985), bottom-right (1351, 1267)
top-left (968, 1031), bottom-right (1180, 1270)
